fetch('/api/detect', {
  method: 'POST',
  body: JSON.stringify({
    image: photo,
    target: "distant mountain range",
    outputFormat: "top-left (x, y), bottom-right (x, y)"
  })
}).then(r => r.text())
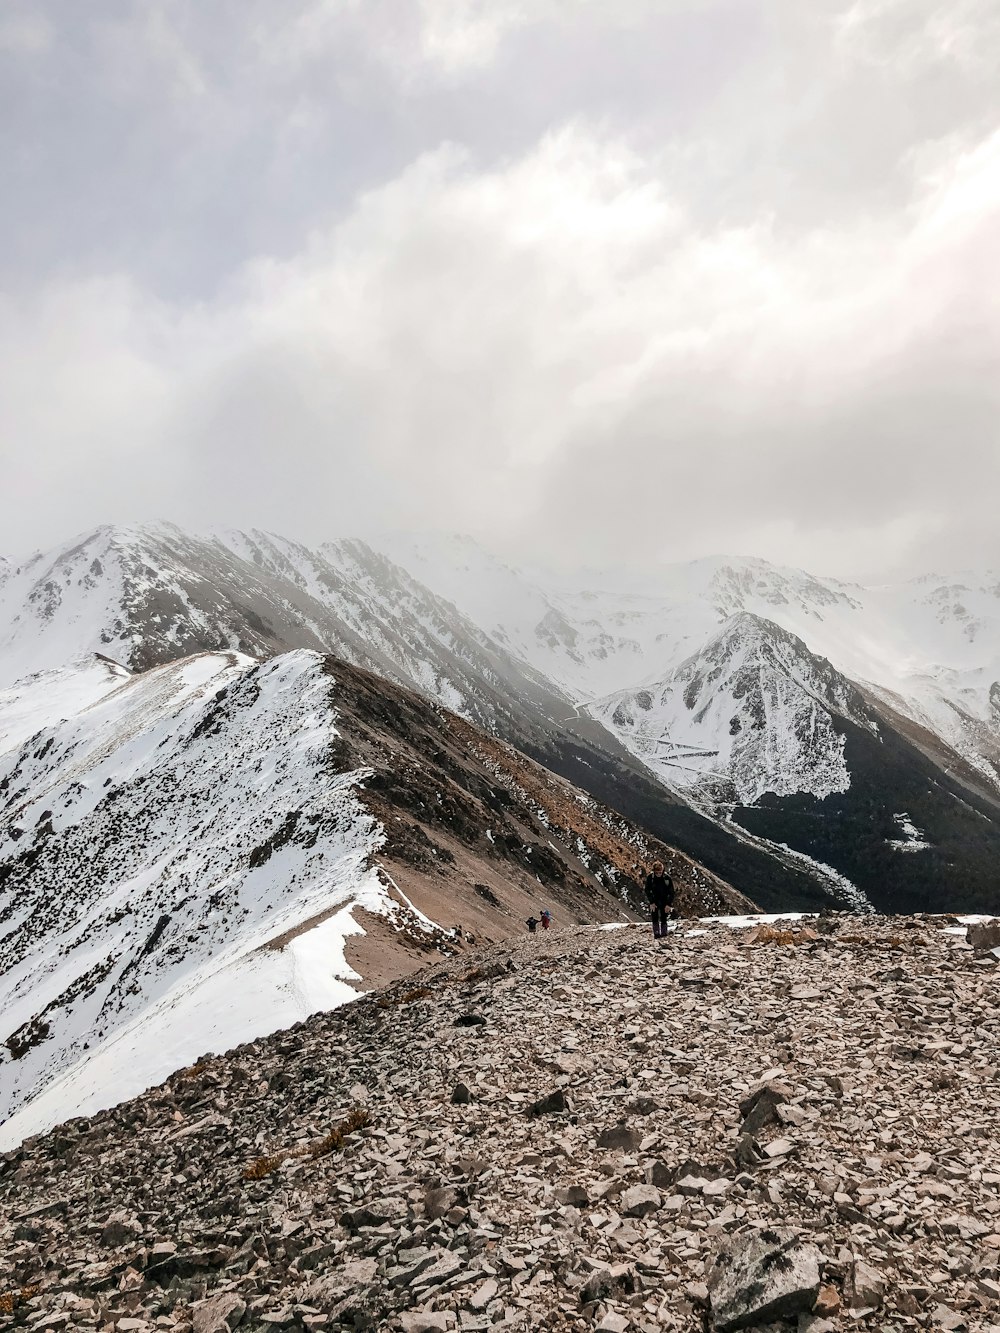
top-left (4, 522), bottom-right (1000, 917)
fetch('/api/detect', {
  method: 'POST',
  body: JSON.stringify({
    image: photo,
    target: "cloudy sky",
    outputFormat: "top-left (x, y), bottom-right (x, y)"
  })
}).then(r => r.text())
top-left (1, 0), bottom-right (998, 577)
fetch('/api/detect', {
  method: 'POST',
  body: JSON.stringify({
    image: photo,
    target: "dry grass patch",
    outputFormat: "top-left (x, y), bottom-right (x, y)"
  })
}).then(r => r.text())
top-left (744, 924), bottom-right (798, 946)
top-left (242, 1108), bottom-right (371, 1181)
top-left (176, 1059), bottom-right (210, 1082)
top-left (0, 1286), bottom-right (40, 1315)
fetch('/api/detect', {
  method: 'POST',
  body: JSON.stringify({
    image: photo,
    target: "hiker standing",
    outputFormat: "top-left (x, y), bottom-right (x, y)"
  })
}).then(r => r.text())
top-left (526, 915), bottom-right (539, 935)
top-left (540, 910), bottom-right (552, 931)
top-left (644, 860), bottom-right (675, 940)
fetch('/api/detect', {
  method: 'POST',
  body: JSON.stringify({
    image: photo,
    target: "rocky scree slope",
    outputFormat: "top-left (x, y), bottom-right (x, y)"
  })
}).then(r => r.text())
top-left (0, 649), bottom-right (749, 1149)
top-left (1, 916), bottom-right (999, 1331)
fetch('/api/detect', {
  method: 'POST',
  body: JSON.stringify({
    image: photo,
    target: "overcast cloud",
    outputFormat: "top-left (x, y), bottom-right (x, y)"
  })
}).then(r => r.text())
top-left (1, 0), bottom-right (998, 577)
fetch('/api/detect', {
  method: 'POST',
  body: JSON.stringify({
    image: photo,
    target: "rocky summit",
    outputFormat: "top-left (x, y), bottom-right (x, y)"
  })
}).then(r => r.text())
top-left (2, 915), bottom-right (999, 1333)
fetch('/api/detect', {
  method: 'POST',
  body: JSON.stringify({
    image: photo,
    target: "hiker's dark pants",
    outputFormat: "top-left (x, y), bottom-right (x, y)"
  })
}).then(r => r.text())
top-left (650, 904), bottom-right (670, 938)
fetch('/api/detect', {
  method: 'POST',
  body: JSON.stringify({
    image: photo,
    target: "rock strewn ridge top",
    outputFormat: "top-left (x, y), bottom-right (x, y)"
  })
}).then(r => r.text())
top-left (1, 916), bottom-right (999, 1332)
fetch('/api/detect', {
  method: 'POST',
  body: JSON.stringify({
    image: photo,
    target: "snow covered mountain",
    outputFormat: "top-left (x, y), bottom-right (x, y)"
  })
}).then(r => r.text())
top-left (4, 522), bottom-right (1000, 916)
top-left (0, 525), bottom-right (569, 738)
top-left (0, 645), bottom-right (752, 1147)
top-left (0, 524), bottom-right (846, 912)
top-left (591, 613), bottom-right (877, 805)
top-left (368, 536), bottom-right (1000, 913)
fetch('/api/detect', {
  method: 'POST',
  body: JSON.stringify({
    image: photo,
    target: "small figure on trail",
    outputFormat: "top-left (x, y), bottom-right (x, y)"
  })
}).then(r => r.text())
top-left (540, 910), bottom-right (552, 931)
top-left (644, 860), bottom-right (676, 940)
top-left (526, 915), bottom-right (539, 935)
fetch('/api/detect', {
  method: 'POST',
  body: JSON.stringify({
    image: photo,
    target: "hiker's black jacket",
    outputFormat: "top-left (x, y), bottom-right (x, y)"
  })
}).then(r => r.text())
top-left (644, 873), bottom-right (675, 908)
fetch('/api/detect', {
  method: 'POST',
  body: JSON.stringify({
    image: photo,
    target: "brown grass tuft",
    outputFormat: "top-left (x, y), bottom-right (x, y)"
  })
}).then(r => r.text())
top-left (0, 1286), bottom-right (40, 1315)
top-left (242, 1108), bottom-right (371, 1181)
top-left (176, 1059), bottom-right (210, 1082)
top-left (745, 924), bottom-right (797, 946)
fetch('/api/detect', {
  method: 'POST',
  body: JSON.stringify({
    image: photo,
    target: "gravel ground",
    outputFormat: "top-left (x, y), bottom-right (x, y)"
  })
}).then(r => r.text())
top-left (1, 914), bottom-right (998, 1332)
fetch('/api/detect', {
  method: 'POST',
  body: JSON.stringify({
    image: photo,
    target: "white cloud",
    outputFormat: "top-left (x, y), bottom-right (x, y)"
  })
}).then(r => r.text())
top-left (0, 8), bottom-right (52, 54)
top-left (2, 115), bottom-right (998, 573)
top-left (836, 0), bottom-right (1000, 75)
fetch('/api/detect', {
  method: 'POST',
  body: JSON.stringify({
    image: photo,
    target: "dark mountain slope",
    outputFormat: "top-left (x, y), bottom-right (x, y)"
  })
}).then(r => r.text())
top-left (732, 706), bottom-right (1000, 914)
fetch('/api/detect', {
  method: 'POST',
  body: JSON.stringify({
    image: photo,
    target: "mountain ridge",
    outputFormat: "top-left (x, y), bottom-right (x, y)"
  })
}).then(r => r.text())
top-left (0, 646), bottom-right (753, 1149)
top-left (4, 522), bottom-right (1000, 919)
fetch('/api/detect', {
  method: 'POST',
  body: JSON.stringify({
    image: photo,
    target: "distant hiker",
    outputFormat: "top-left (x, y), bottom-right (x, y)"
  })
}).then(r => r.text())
top-left (540, 910), bottom-right (552, 931)
top-left (526, 916), bottom-right (539, 935)
top-left (644, 860), bottom-right (676, 940)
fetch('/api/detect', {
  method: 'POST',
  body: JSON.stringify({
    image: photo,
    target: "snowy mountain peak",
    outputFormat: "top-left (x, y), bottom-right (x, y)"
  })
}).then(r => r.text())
top-left (701, 557), bottom-right (863, 621)
top-left (591, 610), bottom-right (874, 808)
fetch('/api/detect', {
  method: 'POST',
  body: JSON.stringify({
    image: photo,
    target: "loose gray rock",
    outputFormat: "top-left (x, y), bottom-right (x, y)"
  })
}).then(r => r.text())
top-left (967, 920), bottom-right (1000, 953)
top-left (739, 1080), bottom-right (792, 1135)
top-left (424, 1185), bottom-right (463, 1220)
top-left (621, 1183), bottom-right (661, 1217)
top-left (707, 1227), bottom-right (822, 1331)
top-left (596, 1122), bottom-right (641, 1152)
top-left (191, 1293), bottom-right (247, 1333)
top-left (847, 1258), bottom-right (886, 1309)
top-left (399, 1314), bottom-right (450, 1333)
top-left (99, 1210), bottom-right (142, 1248)
top-left (527, 1089), bottom-right (570, 1116)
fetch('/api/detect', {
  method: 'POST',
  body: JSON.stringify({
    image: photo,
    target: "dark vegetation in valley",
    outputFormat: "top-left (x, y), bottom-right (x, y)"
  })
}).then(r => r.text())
top-left (515, 726), bottom-right (836, 914)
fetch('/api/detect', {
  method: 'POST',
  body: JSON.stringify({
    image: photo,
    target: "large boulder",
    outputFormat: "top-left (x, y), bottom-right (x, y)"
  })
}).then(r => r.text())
top-left (967, 920), bottom-right (1000, 954)
top-left (707, 1227), bottom-right (821, 1331)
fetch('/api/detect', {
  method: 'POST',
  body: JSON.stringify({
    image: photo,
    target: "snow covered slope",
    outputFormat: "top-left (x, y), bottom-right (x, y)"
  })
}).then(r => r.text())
top-left (0, 655), bottom-right (130, 757)
top-left (592, 614), bottom-right (877, 805)
top-left (1, 646), bottom-right (751, 1147)
top-left (0, 525), bottom-right (576, 741)
top-left (0, 651), bottom-right (390, 1146)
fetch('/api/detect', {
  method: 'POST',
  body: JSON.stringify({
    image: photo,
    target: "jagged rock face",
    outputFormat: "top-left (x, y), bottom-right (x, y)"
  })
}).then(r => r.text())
top-left (1, 916), bottom-right (997, 1332)
top-left (0, 648), bottom-right (753, 1149)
